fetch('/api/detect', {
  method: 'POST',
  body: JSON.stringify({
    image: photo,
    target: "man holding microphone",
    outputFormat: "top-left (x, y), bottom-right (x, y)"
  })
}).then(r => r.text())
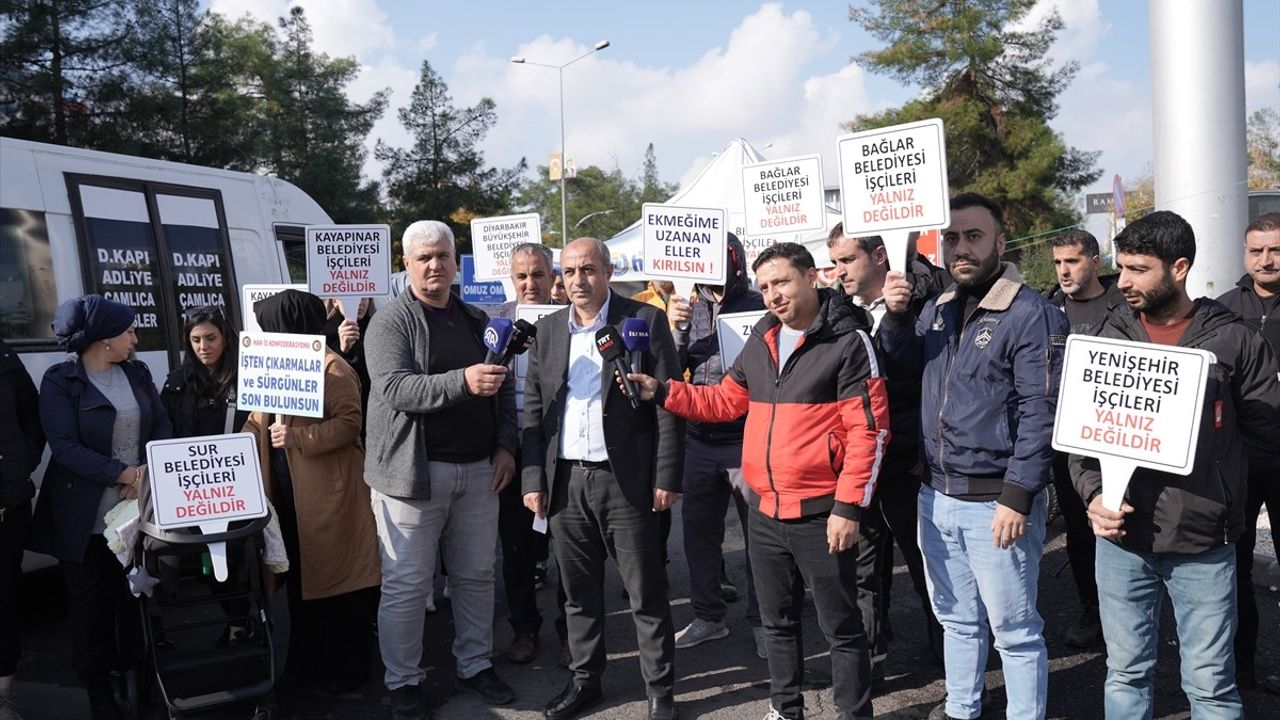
top-left (629, 242), bottom-right (890, 720)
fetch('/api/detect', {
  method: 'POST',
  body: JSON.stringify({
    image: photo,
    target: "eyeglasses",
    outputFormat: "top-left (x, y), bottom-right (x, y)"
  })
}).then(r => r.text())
top-left (181, 304), bottom-right (228, 323)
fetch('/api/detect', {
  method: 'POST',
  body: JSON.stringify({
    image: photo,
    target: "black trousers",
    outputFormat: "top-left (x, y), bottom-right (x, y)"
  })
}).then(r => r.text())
top-left (0, 499), bottom-right (30, 677)
top-left (853, 500), bottom-right (886, 661)
top-left (1051, 452), bottom-right (1098, 611)
top-left (1235, 459), bottom-right (1278, 675)
top-left (871, 453), bottom-right (940, 649)
top-left (60, 535), bottom-right (144, 679)
top-left (549, 462), bottom-right (674, 697)
top-left (498, 475), bottom-right (543, 635)
top-left (750, 511), bottom-right (872, 720)
top-left (276, 500), bottom-right (376, 691)
top-left (681, 436), bottom-right (758, 625)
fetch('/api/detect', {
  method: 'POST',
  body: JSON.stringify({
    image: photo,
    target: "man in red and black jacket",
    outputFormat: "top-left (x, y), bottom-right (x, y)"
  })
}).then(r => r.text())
top-left (630, 242), bottom-right (890, 720)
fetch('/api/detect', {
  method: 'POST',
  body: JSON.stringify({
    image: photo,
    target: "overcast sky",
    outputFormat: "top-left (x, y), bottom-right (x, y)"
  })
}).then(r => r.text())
top-left (208, 0), bottom-right (1280, 202)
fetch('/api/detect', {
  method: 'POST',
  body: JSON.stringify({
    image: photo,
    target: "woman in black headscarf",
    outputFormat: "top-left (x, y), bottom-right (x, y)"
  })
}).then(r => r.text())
top-left (29, 294), bottom-right (172, 719)
top-left (161, 305), bottom-right (244, 438)
top-left (242, 290), bottom-right (380, 693)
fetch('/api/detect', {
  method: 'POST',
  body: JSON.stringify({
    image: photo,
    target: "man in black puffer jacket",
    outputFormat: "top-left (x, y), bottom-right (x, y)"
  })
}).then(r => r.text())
top-left (665, 234), bottom-right (767, 657)
top-left (1214, 212), bottom-right (1280, 694)
top-left (1073, 211), bottom-right (1280, 718)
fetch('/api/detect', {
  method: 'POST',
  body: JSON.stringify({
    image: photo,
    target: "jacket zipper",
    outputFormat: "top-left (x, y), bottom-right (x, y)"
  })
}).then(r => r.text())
top-left (938, 307), bottom-right (982, 495)
top-left (764, 330), bottom-right (809, 519)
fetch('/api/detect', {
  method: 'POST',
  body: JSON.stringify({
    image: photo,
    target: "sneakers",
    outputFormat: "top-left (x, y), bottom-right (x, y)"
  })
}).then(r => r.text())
top-left (761, 707), bottom-right (793, 720)
top-left (674, 618), bottom-right (729, 649)
top-left (1063, 608), bottom-right (1103, 649)
top-left (752, 627), bottom-right (768, 659)
top-left (388, 684), bottom-right (428, 720)
top-left (455, 667), bottom-right (514, 706)
top-left (507, 632), bottom-right (538, 664)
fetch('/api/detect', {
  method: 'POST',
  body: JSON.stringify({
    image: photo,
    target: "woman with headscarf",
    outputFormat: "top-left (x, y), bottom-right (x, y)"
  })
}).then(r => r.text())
top-left (28, 294), bottom-right (172, 719)
top-left (241, 290), bottom-right (380, 694)
top-left (161, 305), bottom-right (244, 438)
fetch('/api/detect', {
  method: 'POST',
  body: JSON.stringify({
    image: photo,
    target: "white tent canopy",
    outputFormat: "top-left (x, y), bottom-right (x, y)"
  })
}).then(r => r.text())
top-left (604, 138), bottom-right (840, 282)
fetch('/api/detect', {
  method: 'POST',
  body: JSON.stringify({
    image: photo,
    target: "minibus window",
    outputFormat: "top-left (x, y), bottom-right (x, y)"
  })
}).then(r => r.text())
top-left (0, 208), bottom-right (57, 345)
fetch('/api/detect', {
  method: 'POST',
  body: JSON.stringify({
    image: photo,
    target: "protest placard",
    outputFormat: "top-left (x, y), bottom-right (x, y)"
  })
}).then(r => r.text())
top-left (146, 432), bottom-right (267, 580)
top-left (741, 154), bottom-right (826, 237)
top-left (241, 284), bottom-right (306, 332)
top-left (642, 203), bottom-right (727, 285)
top-left (717, 310), bottom-right (769, 372)
top-left (460, 255), bottom-right (508, 305)
top-left (236, 331), bottom-right (327, 419)
top-left (305, 224), bottom-right (392, 300)
top-left (514, 304), bottom-right (562, 386)
top-left (1052, 335), bottom-right (1216, 511)
top-left (836, 118), bottom-right (950, 270)
top-left (471, 213), bottom-right (542, 282)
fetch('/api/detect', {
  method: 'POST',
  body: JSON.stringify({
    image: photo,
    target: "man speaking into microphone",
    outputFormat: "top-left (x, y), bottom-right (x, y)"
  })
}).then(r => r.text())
top-left (364, 220), bottom-right (518, 719)
top-left (521, 237), bottom-right (685, 720)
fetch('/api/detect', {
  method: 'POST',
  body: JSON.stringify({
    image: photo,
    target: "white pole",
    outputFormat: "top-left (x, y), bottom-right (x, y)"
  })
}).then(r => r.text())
top-left (1149, 0), bottom-right (1247, 299)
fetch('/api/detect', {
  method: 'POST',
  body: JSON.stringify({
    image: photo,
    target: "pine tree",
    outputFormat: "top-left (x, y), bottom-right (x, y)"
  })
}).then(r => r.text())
top-left (376, 59), bottom-right (526, 250)
top-left (847, 0), bottom-right (1101, 238)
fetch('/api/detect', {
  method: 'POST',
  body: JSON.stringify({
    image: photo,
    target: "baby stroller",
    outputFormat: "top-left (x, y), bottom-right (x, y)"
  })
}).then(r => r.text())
top-left (127, 478), bottom-right (278, 720)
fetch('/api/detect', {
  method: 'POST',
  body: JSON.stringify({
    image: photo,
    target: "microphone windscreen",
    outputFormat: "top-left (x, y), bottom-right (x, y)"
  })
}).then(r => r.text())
top-left (594, 326), bottom-right (627, 363)
top-left (620, 317), bottom-right (651, 353)
top-left (483, 318), bottom-right (515, 356)
top-left (514, 318), bottom-right (538, 338)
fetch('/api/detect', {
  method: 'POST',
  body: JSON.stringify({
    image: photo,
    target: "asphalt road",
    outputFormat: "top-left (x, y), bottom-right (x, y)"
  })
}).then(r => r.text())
top-left (12, 507), bottom-right (1280, 720)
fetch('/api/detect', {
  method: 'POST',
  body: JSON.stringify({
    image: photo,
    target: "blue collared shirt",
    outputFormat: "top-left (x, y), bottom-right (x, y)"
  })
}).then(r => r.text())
top-left (559, 293), bottom-right (612, 461)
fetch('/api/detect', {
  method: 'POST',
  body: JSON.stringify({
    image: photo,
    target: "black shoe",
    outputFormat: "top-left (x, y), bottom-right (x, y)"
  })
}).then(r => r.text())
top-left (1064, 607), bottom-right (1103, 649)
top-left (456, 668), bottom-right (515, 706)
top-left (648, 695), bottom-right (679, 720)
top-left (387, 684), bottom-right (428, 720)
top-left (544, 681), bottom-right (602, 720)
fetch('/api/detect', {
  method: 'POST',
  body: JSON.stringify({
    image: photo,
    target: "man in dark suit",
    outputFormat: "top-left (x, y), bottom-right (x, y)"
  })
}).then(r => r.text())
top-left (521, 237), bottom-right (685, 720)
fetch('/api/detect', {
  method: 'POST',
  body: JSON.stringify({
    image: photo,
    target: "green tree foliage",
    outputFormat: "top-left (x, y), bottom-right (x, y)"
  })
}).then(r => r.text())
top-left (639, 142), bottom-right (679, 205)
top-left (847, 0), bottom-right (1101, 237)
top-left (0, 0), bottom-right (133, 146)
top-left (116, 1), bottom-right (274, 168)
top-left (377, 59), bottom-right (526, 251)
top-left (1247, 107), bottom-right (1280, 189)
top-left (260, 7), bottom-right (387, 223)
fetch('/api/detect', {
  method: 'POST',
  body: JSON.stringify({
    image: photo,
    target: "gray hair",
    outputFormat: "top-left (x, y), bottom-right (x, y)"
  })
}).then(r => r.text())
top-left (402, 220), bottom-right (455, 257)
top-left (511, 242), bottom-right (554, 272)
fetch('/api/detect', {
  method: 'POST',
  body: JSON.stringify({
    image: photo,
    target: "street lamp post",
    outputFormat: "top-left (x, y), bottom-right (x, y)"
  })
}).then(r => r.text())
top-left (511, 40), bottom-right (610, 244)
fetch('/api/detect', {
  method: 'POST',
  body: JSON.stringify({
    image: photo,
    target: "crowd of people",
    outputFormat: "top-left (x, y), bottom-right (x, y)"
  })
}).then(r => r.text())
top-left (0, 198), bottom-right (1277, 720)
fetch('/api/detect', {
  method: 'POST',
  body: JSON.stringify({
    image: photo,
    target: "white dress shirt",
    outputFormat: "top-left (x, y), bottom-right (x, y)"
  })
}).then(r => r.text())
top-left (559, 293), bottom-right (612, 461)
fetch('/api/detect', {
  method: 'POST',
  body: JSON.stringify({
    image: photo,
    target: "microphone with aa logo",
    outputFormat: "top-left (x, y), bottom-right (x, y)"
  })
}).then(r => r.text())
top-left (482, 318), bottom-right (515, 365)
top-left (595, 325), bottom-right (639, 410)
top-left (620, 317), bottom-right (650, 374)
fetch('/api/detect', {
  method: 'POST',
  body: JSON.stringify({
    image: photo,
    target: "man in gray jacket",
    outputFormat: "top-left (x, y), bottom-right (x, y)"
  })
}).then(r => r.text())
top-left (364, 220), bottom-right (518, 720)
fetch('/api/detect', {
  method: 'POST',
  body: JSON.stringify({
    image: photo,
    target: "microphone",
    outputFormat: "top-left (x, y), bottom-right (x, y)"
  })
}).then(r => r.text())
top-left (620, 317), bottom-right (650, 374)
top-left (595, 325), bottom-right (639, 410)
top-left (483, 318), bottom-right (515, 364)
top-left (497, 319), bottom-right (537, 366)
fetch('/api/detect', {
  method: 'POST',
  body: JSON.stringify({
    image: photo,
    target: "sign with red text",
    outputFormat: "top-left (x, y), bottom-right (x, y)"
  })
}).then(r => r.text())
top-left (306, 224), bottom-right (392, 298)
top-left (1052, 335), bottom-right (1215, 511)
top-left (642, 203), bottom-right (727, 284)
top-left (741, 154), bottom-right (827, 237)
top-left (237, 331), bottom-right (327, 419)
top-left (836, 118), bottom-right (950, 236)
top-left (146, 433), bottom-right (266, 531)
top-left (471, 213), bottom-right (542, 281)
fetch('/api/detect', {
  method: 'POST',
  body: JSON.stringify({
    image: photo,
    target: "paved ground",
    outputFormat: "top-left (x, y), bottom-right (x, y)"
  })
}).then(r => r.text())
top-left (12, 507), bottom-right (1280, 720)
